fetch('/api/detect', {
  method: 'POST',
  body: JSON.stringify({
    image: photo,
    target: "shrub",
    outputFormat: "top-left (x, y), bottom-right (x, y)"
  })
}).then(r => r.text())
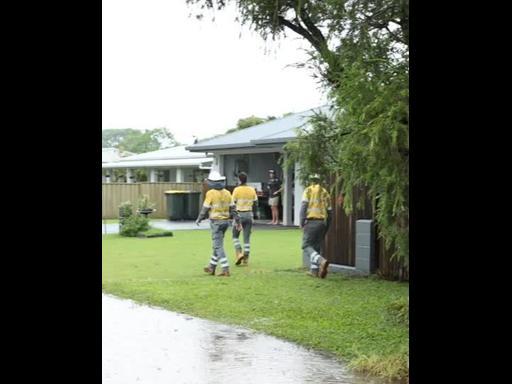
top-left (119, 215), bottom-right (150, 237)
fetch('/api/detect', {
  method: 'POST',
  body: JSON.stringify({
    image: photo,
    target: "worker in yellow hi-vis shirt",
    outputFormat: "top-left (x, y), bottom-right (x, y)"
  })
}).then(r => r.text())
top-left (300, 173), bottom-right (332, 278)
top-left (231, 172), bottom-right (258, 266)
top-left (196, 170), bottom-right (240, 277)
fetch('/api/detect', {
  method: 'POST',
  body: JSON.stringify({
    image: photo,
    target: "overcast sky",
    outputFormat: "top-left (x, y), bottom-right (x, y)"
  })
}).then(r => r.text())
top-left (102, 0), bottom-right (327, 145)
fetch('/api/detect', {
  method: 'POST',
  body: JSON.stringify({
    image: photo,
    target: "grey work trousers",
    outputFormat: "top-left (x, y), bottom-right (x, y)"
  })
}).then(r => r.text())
top-left (208, 220), bottom-right (230, 272)
top-left (232, 211), bottom-right (253, 257)
top-left (302, 220), bottom-right (327, 271)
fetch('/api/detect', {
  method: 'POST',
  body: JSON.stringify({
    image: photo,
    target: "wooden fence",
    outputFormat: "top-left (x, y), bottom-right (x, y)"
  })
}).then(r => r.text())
top-left (323, 185), bottom-right (409, 281)
top-left (102, 182), bottom-right (203, 219)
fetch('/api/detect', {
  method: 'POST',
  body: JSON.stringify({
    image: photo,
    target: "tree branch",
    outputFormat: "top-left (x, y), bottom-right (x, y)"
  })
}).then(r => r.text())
top-left (278, 11), bottom-right (340, 87)
top-left (277, 16), bottom-right (320, 51)
top-left (298, 6), bottom-right (329, 52)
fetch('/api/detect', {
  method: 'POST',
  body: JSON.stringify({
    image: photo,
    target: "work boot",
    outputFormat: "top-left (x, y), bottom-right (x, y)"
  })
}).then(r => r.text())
top-left (235, 250), bottom-right (244, 266)
top-left (217, 270), bottom-right (230, 277)
top-left (203, 266), bottom-right (215, 275)
top-left (319, 259), bottom-right (330, 279)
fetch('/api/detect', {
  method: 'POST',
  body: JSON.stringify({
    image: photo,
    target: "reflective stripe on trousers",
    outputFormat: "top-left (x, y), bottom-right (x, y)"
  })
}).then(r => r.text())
top-left (302, 220), bottom-right (327, 270)
top-left (232, 211), bottom-right (253, 256)
top-left (209, 220), bottom-right (230, 271)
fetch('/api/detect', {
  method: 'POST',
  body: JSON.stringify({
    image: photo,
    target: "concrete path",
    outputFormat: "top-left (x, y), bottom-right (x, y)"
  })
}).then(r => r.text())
top-left (101, 220), bottom-right (298, 235)
top-left (101, 220), bottom-right (210, 234)
top-left (102, 294), bottom-right (387, 384)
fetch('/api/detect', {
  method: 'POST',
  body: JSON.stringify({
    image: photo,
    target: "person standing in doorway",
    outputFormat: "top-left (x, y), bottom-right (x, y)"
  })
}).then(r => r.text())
top-left (196, 170), bottom-right (240, 277)
top-left (231, 172), bottom-right (258, 266)
top-left (267, 169), bottom-right (283, 225)
top-left (300, 174), bottom-right (332, 278)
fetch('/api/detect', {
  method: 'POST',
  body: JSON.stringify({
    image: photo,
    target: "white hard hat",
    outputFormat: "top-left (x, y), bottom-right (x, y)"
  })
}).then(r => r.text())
top-left (207, 170), bottom-right (226, 182)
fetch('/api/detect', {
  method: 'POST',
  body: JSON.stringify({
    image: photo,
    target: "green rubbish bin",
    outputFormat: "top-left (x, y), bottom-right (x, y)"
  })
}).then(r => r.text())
top-left (165, 190), bottom-right (188, 220)
top-left (184, 191), bottom-right (201, 220)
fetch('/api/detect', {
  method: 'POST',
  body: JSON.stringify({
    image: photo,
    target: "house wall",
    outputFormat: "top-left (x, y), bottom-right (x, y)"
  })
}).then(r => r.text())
top-left (222, 153), bottom-right (282, 187)
top-left (218, 151), bottom-right (305, 226)
top-left (293, 162), bottom-right (305, 226)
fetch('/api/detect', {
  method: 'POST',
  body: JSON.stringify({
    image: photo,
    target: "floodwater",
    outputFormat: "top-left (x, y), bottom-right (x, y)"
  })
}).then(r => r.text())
top-left (102, 294), bottom-right (391, 384)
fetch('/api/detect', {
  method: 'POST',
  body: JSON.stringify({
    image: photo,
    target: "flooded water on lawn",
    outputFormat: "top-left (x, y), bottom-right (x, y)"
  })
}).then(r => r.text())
top-left (103, 294), bottom-right (395, 384)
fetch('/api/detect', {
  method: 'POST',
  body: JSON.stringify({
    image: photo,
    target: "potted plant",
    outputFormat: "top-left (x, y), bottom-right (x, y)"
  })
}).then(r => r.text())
top-left (136, 194), bottom-right (156, 217)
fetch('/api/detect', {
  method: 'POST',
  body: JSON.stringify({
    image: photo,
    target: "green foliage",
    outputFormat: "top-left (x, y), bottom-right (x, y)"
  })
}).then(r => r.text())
top-left (118, 201), bottom-right (133, 218)
top-left (386, 296), bottom-right (409, 326)
top-left (102, 128), bottom-right (139, 148)
top-left (119, 215), bottom-right (150, 237)
top-left (284, 111), bottom-right (341, 186)
top-left (225, 115), bottom-right (271, 133)
top-left (118, 197), bottom-right (154, 236)
top-left (237, 115), bottom-right (267, 129)
top-left (137, 194), bottom-right (156, 211)
top-left (102, 127), bottom-right (179, 154)
top-left (225, 113), bottom-right (294, 134)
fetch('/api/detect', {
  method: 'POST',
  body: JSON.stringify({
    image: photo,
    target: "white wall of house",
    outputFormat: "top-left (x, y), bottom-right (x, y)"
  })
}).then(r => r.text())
top-left (282, 154), bottom-right (294, 226)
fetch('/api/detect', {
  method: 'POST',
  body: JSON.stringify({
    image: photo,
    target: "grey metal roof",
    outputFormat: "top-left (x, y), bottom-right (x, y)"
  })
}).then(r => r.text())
top-left (186, 105), bottom-right (332, 152)
top-left (102, 145), bottom-right (212, 169)
top-left (101, 157), bottom-right (211, 169)
top-left (115, 145), bottom-right (208, 161)
top-left (102, 148), bottom-right (134, 163)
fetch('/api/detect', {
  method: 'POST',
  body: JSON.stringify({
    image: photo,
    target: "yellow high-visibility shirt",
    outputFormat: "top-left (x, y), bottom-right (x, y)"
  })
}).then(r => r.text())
top-left (232, 185), bottom-right (258, 212)
top-left (203, 189), bottom-right (232, 220)
top-left (302, 184), bottom-right (332, 219)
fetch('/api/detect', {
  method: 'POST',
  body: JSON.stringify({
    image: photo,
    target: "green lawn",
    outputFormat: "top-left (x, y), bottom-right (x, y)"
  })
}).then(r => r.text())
top-left (102, 229), bottom-right (409, 381)
top-left (102, 219), bottom-right (119, 224)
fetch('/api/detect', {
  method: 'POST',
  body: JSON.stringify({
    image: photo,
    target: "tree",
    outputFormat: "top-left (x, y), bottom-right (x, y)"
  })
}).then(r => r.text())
top-left (186, 0), bottom-right (409, 263)
top-left (102, 128), bottom-right (179, 154)
top-left (102, 128), bottom-right (139, 148)
top-left (226, 115), bottom-right (267, 133)
top-left (225, 113), bottom-right (286, 133)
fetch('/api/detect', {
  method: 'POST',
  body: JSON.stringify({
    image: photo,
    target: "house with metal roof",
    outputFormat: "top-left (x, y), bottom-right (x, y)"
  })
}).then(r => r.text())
top-left (102, 147), bottom-right (133, 163)
top-left (102, 145), bottom-right (213, 183)
top-left (186, 105), bottom-right (331, 226)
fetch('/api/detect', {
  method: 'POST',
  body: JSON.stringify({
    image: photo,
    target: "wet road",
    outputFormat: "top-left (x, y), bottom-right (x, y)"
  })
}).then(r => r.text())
top-left (102, 294), bottom-right (387, 384)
